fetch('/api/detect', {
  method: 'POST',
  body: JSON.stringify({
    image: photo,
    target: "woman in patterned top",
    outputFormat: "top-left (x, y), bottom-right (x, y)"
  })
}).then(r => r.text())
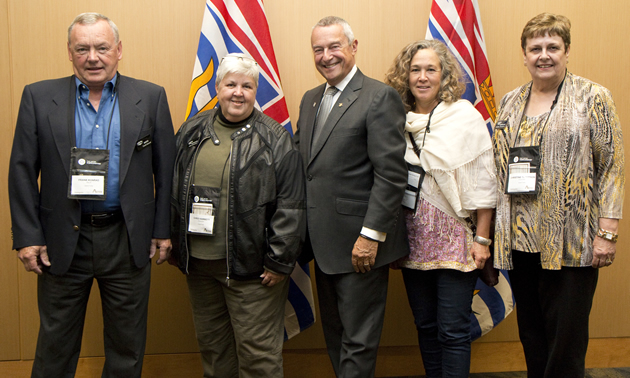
top-left (386, 40), bottom-right (497, 378)
top-left (493, 13), bottom-right (624, 377)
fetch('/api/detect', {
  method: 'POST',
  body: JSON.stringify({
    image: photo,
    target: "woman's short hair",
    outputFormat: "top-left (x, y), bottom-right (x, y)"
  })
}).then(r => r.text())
top-left (68, 13), bottom-right (119, 44)
top-left (216, 53), bottom-right (260, 87)
top-left (521, 13), bottom-right (571, 50)
top-left (385, 39), bottom-right (465, 112)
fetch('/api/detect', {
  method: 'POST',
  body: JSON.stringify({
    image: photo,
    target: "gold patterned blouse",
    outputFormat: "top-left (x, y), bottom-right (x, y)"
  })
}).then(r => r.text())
top-left (510, 113), bottom-right (548, 252)
top-left (492, 72), bottom-right (624, 270)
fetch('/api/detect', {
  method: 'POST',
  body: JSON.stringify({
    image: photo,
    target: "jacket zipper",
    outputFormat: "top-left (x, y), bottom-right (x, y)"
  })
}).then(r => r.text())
top-left (225, 143), bottom-right (234, 287)
top-left (183, 135), bottom-right (212, 274)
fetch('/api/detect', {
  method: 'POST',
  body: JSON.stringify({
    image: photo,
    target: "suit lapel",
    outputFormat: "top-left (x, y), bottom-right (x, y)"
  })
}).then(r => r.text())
top-left (309, 71), bottom-right (363, 164)
top-left (304, 85), bottom-right (326, 160)
top-left (49, 77), bottom-right (75, 178)
top-left (117, 76), bottom-right (146, 185)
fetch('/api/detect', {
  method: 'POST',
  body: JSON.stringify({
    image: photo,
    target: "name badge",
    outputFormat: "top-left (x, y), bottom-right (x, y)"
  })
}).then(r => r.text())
top-left (188, 203), bottom-right (215, 235)
top-left (507, 172), bottom-right (537, 193)
top-left (68, 147), bottom-right (109, 201)
top-left (71, 175), bottom-right (105, 195)
top-left (136, 135), bottom-right (152, 151)
top-left (402, 164), bottom-right (425, 211)
top-left (505, 146), bottom-right (541, 195)
top-left (187, 185), bottom-right (221, 236)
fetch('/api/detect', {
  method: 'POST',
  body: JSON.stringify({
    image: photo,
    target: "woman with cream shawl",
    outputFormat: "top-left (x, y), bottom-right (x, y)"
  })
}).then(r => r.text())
top-left (385, 39), bottom-right (497, 378)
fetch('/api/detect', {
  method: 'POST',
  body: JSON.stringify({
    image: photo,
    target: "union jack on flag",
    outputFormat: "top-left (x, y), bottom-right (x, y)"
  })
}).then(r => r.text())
top-left (186, 0), bottom-right (315, 339)
top-left (186, 0), bottom-right (292, 134)
top-left (427, 0), bottom-right (514, 340)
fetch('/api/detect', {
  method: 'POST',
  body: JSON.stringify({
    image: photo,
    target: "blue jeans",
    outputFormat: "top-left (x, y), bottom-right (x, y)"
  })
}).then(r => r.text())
top-left (402, 268), bottom-right (478, 378)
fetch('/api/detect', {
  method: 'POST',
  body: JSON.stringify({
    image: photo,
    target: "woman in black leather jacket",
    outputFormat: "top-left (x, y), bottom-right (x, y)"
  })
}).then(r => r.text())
top-left (170, 53), bottom-right (305, 378)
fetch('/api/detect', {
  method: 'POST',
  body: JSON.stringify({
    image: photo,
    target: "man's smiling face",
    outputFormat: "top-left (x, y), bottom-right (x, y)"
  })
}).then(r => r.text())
top-left (311, 24), bottom-right (357, 86)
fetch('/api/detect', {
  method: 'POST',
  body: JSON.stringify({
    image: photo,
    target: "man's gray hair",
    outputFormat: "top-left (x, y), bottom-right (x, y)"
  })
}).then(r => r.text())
top-left (313, 16), bottom-right (355, 45)
top-left (68, 13), bottom-right (119, 44)
top-left (216, 53), bottom-right (260, 87)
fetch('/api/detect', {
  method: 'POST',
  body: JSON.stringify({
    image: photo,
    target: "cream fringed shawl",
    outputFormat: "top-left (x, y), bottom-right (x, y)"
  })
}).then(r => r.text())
top-left (405, 100), bottom-right (496, 221)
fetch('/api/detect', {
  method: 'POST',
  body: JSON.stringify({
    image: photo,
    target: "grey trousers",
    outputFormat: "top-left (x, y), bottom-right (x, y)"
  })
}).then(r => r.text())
top-left (315, 263), bottom-right (390, 378)
top-left (186, 257), bottom-right (290, 378)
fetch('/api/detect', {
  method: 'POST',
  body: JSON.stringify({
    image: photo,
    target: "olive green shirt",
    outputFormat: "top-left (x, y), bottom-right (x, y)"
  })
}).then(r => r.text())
top-left (189, 115), bottom-right (247, 260)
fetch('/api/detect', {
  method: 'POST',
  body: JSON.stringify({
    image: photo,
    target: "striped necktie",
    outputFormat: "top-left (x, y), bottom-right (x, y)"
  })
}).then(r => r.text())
top-left (312, 86), bottom-right (339, 147)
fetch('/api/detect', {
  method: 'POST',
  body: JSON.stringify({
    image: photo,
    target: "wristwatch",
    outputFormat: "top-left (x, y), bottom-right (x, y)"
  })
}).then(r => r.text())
top-left (597, 228), bottom-right (618, 243)
top-left (473, 235), bottom-right (492, 246)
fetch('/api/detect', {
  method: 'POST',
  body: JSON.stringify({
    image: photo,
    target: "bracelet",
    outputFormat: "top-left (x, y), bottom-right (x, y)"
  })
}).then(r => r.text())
top-left (473, 235), bottom-right (492, 246)
top-left (597, 228), bottom-right (618, 243)
top-left (359, 234), bottom-right (379, 242)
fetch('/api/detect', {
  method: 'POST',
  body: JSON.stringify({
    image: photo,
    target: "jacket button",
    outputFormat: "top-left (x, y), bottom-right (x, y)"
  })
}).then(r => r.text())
top-left (307, 175), bottom-right (313, 181)
top-left (73, 225), bottom-right (80, 231)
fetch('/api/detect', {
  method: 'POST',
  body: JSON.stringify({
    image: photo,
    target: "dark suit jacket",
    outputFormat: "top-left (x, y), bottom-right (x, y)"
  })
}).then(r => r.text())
top-left (9, 75), bottom-right (175, 275)
top-left (295, 69), bottom-right (409, 274)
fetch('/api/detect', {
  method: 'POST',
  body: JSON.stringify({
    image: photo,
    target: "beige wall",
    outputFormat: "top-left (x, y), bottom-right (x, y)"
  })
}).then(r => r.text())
top-left (1, 0), bottom-right (629, 360)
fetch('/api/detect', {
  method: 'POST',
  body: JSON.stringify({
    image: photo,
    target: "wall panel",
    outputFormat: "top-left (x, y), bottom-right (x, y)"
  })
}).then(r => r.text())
top-left (478, 0), bottom-right (630, 339)
top-left (1, 0), bottom-right (628, 362)
top-left (0, 0), bottom-right (20, 361)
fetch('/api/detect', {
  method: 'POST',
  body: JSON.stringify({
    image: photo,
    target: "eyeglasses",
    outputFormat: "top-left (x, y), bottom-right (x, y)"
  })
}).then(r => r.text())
top-left (220, 54), bottom-right (259, 66)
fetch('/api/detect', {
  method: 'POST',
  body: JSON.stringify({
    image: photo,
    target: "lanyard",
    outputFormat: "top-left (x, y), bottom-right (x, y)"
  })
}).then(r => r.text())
top-left (187, 128), bottom-right (232, 236)
top-left (513, 71), bottom-right (566, 148)
top-left (68, 74), bottom-right (120, 149)
top-left (402, 103), bottom-right (439, 211)
top-left (190, 141), bottom-right (231, 192)
top-left (408, 102), bottom-right (440, 159)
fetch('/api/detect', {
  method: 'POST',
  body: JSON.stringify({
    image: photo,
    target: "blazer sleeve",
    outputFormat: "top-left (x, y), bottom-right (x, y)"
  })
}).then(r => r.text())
top-left (363, 85), bottom-right (407, 232)
top-left (9, 85), bottom-right (46, 249)
top-left (590, 87), bottom-right (624, 219)
top-left (150, 88), bottom-right (176, 238)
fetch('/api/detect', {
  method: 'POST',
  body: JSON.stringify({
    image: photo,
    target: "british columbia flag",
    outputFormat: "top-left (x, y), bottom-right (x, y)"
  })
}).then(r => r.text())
top-left (185, 0), bottom-right (292, 134)
top-left (427, 0), bottom-right (514, 340)
top-left (427, 0), bottom-right (496, 133)
top-left (186, 0), bottom-right (315, 339)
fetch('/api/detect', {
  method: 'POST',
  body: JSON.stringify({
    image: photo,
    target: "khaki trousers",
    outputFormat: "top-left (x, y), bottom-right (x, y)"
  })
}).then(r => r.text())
top-left (186, 257), bottom-right (289, 378)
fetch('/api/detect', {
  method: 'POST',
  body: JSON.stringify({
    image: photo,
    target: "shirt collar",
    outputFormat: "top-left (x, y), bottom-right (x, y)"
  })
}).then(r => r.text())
top-left (75, 73), bottom-right (118, 97)
top-left (325, 65), bottom-right (357, 93)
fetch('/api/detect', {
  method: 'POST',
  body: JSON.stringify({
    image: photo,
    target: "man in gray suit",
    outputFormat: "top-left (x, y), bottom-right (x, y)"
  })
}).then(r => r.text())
top-left (8, 13), bottom-right (175, 377)
top-left (295, 16), bottom-right (408, 377)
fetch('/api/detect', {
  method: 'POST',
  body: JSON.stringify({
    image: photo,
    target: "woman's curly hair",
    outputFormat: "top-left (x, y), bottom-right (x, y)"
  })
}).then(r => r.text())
top-left (385, 39), bottom-right (466, 112)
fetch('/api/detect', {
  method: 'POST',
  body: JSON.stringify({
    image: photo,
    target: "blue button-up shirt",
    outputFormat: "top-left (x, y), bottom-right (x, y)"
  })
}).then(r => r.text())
top-left (74, 75), bottom-right (121, 212)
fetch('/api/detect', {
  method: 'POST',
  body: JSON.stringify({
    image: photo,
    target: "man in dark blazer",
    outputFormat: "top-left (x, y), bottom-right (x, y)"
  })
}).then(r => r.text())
top-left (295, 16), bottom-right (408, 377)
top-left (8, 13), bottom-right (175, 377)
